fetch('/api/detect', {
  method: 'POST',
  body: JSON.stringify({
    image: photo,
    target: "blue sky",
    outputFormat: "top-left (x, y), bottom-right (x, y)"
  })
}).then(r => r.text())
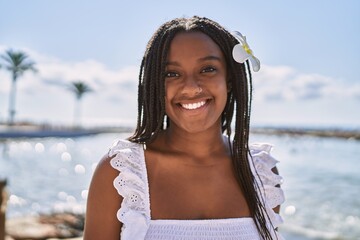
top-left (0, 0), bottom-right (359, 128)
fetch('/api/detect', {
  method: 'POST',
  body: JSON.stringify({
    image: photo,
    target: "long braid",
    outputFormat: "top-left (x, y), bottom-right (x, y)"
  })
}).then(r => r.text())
top-left (129, 16), bottom-right (277, 239)
top-left (133, 58), bottom-right (145, 136)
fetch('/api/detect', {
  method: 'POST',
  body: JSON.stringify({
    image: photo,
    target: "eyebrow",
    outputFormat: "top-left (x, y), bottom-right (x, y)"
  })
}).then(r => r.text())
top-left (166, 55), bottom-right (222, 66)
top-left (198, 55), bottom-right (222, 62)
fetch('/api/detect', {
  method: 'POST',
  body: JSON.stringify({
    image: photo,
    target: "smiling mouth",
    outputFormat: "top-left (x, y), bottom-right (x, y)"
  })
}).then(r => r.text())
top-left (180, 100), bottom-right (207, 110)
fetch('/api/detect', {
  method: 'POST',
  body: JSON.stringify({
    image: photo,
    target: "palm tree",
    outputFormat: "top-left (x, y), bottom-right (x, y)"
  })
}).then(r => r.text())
top-left (68, 81), bottom-right (93, 127)
top-left (0, 49), bottom-right (37, 125)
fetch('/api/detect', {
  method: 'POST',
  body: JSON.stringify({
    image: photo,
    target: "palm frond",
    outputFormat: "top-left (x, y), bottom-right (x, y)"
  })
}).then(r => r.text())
top-left (68, 81), bottom-right (93, 99)
top-left (0, 49), bottom-right (37, 81)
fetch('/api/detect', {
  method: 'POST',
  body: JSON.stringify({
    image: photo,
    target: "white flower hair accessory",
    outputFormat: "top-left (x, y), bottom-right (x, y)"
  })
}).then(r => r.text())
top-left (232, 31), bottom-right (260, 72)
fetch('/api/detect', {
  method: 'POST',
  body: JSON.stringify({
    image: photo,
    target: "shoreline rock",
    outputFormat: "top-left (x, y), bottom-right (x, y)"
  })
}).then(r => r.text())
top-left (6, 213), bottom-right (84, 240)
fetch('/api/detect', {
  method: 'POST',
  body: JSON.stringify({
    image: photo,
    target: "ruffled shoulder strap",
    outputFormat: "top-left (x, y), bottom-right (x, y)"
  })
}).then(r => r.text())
top-left (108, 139), bottom-right (150, 240)
top-left (249, 143), bottom-right (285, 237)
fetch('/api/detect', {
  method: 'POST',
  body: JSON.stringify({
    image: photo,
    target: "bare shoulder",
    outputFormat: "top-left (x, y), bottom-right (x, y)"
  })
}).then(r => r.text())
top-left (91, 154), bottom-right (120, 187)
top-left (83, 154), bottom-right (123, 240)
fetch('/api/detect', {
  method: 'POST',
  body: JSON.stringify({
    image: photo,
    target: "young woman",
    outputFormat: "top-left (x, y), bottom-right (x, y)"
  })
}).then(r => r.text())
top-left (84, 16), bottom-right (285, 240)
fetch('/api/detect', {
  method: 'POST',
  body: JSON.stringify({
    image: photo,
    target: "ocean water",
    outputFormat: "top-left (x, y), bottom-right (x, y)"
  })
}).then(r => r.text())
top-left (0, 132), bottom-right (359, 240)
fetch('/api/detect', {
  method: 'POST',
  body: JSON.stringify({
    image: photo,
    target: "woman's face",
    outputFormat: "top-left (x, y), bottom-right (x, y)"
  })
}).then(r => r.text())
top-left (164, 31), bottom-right (228, 133)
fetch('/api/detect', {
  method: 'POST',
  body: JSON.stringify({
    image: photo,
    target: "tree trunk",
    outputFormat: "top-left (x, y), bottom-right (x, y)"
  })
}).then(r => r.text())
top-left (8, 77), bottom-right (17, 126)
top-left (73, 98), bottom-right (81, 128)
top-left (0, 179), bottom-right (7, 240)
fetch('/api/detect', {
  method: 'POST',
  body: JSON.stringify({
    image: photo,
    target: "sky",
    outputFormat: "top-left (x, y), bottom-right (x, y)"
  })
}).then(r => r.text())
top-left (0, 0), bottom-right (359, 128)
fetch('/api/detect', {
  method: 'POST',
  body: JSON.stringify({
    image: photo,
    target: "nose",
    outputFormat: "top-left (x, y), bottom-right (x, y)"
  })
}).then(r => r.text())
top-left (181, 74), bottom-right (202, 96)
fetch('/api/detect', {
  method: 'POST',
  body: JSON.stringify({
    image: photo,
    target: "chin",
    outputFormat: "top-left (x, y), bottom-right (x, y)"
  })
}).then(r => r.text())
top-left (178, 122), bottom-right (214, 134)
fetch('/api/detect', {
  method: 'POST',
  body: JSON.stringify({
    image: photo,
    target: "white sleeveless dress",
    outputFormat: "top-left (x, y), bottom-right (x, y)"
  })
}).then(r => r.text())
top-left (109, 139), bottom-right (285, 240)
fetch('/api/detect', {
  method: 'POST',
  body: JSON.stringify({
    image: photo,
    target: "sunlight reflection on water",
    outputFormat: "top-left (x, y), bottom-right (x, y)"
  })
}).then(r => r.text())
top-left (0, 132), bottom-right (359, 239)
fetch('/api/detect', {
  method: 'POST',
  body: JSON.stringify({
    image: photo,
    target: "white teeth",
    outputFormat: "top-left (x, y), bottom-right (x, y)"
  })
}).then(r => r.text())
top-left (181, 101), bottom-right (206, 110)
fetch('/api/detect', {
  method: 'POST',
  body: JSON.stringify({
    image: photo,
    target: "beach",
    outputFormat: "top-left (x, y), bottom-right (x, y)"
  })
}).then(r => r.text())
top-left (1, 130), bottom-right (359, 239)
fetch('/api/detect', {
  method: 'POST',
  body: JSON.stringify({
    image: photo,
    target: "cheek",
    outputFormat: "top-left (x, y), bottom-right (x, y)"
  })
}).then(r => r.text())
top-left (216, 80), bottom-right (229, 108)
top-left (164, 82), bottom-right (176, 101)
top-left (164, 84), bottom-right (174, 113)
top-left (219, 81), bottom-right (228, 92)
top-left (164, 95), bottom-right (170, 109)
top-left (212, 78), bottom-right (228, 95)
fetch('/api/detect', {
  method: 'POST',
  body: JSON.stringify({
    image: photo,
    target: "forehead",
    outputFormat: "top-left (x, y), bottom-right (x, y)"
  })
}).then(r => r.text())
top-left (168, 31), bottom-right (224, 59)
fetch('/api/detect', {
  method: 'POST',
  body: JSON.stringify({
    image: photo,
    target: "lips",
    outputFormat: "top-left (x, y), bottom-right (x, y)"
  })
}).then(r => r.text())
top-left (180, 100), bottom-right (207, 110)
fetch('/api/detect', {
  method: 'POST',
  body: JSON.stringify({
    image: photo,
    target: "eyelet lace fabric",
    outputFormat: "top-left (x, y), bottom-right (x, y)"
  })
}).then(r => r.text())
top-left (109, 140), bottom-right (285, 240)
top-left (249, 143), bottom-right (285, 239)
top-left (109, 139), bottom-right (150, 240)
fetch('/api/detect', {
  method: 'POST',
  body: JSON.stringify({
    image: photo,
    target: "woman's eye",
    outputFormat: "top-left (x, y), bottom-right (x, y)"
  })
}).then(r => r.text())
top-left (201, 67), bottom-right (216, 73)
top-left (165, 71), bottom-right (179, 78)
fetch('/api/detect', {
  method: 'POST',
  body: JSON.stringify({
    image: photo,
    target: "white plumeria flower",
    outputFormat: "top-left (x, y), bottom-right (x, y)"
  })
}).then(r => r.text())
top-left (232, 31), bottom-right (260, 72)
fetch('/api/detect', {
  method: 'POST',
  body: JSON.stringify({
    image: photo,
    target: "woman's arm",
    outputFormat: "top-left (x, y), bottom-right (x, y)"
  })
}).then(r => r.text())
top-left (83, 155), bottom-right (123, 240)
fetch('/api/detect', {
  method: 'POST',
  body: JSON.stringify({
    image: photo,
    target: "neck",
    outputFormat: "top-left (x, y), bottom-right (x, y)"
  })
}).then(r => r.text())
top-left (161, 122), bottom-right (229, 159)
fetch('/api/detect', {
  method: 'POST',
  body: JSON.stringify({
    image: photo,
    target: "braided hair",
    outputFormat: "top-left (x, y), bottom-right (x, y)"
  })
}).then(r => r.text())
top-left (129, 16), bottom-right (276, 239)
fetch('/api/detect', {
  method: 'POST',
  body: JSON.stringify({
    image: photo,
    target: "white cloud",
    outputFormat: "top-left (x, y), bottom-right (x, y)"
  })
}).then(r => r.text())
top-left (250, 65), bottom-right (360, 127)
top-left (0, 45), bottom-right (138, 91)
top-left (253, 65), bottom-right (360, 102)
top-left (0, 45), bottom-right (358, 127)
top-left (0, 45), bottom-right (139, 125)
